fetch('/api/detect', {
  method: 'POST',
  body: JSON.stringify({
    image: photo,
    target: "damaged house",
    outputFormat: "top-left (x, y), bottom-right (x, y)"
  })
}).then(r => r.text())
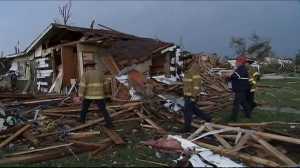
top-left (1, 23), bottom-right (182, 95)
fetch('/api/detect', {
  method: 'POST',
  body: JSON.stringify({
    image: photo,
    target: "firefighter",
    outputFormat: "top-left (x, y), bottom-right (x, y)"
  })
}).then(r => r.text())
top-left (229, 55), bottom-right (252, 121)
top-left (78, 61), bottom-right (113, 128)
top-left (246, 59), bottom-right (260, 111)
top-left (182, 63), bottom-right (211, 132)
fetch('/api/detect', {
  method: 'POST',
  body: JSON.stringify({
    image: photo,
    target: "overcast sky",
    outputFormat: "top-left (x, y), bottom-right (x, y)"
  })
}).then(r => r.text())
top-left (0, 0), bottom-right (299, 57)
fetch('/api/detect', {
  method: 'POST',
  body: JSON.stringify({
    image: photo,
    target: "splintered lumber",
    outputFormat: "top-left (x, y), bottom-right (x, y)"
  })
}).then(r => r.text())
top-left (194, 141), bottom-right (279, 167)
top-left (90, 141), bottom-right (114, 157)
top-left (113, 117), bottom-right (142, 123)
top-left (230, 132), bottom-right (251, 153)
top-left (70, 139), bottom-right (111, 148)
top-left (207, 123), bottom-right (300, 145)
top-left (43, 112), bottom-right (80, 118)
top-left (0, 124), bottom-right (31, 149)
top-left (136, 111), bottom-right (167, 134)
top-left (101, 127), bottom-right (125, 145)
top-left (0, 142), bottom-right (112, 165)
top-left (70, 107), bottom-right (134, 132)
top-left (188, 125), bottom-right (206, 140)
top-left (5, 98), bottom-right (64, 106)
top-left (205, 124), bottom-right (232, 149)
top-left (42, 106), bottom-right (97, 113)
top-left (22, 130), bottom-right (39, 146)
top-left (69, 131), bottom-right (101, 140)
top-left (251, 134), bottom-right (297, 166)
top-left (4, 143), bottom-right (74, 157)
top-left (37, 108), bottom-right (133, 139)
top-left (108, 102), bottom-right (143, 109)
top-left (228, 121), bottom-right (300, 128)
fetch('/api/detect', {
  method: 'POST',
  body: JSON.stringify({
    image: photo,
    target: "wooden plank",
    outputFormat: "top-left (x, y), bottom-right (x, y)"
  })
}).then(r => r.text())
top-left (209, 123), bottom-right (300, 145)
top-left (206, 124), bottom-right (232, 149)
top-left (101, 127), bottom-right (125, 145)
top-left (0, 142), bottom-right (111, 165)
top-left (22, 130), bottom-right (39, 146)
top-left (4, 143), bottom-right (73, 157)
top-left (187, 125), bottom-right (206, 140)
top-left (136, 111), bottom-right (167, 134)
top-left (0, 124), bottom-right (31, 149)
top-left (37, 108), bottom-right (133, 139)
top-left (70, 107), bottom-right (134, 132)
top-left (230, 132), bottom-right (251, 153)
top-left (195, 141), bottom-right (279, 167)
top-left (43, 112), bottom-right (80, 118)
top-left (70, 139), bottom-right (111, 148)
top-left (251, 134), bottom-right (297, 166)
top-left (69, 131), bottom-right (101, 140)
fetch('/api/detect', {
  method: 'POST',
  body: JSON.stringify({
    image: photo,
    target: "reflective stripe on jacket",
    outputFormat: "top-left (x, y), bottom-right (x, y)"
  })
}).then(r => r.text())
top-left (230, 65), bottom-right (250, 92)
top-left (183, 65), bottom-right (202, 98)
top-left (248, 67), bottom-right (260, 92)
top-left (79, 69), bottom-right (105, 99)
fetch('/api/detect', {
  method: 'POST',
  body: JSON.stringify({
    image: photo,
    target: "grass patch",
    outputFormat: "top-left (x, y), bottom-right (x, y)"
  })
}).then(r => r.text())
top-left (256, 78), bottom-right (300, 110)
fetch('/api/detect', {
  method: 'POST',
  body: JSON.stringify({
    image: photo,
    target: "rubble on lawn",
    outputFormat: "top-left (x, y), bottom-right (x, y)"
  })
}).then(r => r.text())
top-left (0, 54), bottom-right (300, 167)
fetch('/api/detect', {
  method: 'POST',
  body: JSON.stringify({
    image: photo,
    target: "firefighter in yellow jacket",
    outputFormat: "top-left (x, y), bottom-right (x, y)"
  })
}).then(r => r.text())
top-left (78, 61), bottom-right (113, 128)
top-left (246, 61), bottom-right (260, 111)
top-left (182, 63), bottom-right (211, 132)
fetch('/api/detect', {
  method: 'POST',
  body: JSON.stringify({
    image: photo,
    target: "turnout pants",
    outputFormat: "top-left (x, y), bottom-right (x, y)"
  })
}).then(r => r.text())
top-left (184, 97), bottom-right (211, 130)
top-left (80, 98), bottom-right (112, 127)
top-left (231, 91), bottom-right (252, 121)
top-left (247, 91), bottom-right (257, 111)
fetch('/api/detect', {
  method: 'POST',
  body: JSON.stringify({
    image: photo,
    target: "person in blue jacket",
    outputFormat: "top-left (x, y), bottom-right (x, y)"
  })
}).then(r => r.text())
top-left (229, 55), bottom-right (252, 121)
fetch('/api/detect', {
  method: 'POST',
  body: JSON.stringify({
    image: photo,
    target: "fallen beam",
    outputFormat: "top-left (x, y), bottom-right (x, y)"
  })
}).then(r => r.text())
top-left (136, 111), bottom-right (167, 134)
top-left (102, 127), bottom-right (125, 145)
top-left (194, 141), bottom-right (279, 167)
top-left (0, 124), bottom-right (31, 149)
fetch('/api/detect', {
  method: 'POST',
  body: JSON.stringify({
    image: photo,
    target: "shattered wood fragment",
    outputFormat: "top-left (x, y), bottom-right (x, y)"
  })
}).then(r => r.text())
top-left (136, 111), bottom-right (167, 134)
top-left (43, 112), bottom-right (80, 118)
top-left (22, 130), bottom-right (39, 146)
top-left (194, 141), bottom-right (279, 167)
top-left (69, 107), bottom-right (135, 132)
top-left (69, 131), bottom-right (101, 140)
top-left (4, 143), bottom-right (74, 157)
top-left (90, 141), bottom-right (113, 157)
top-left (251, 134), bottom-right (297, 166)
top-left (70, 139), bottom-right (111, 149)
top-left (187, 125), bottom-right (206, 140)
top-left (205, 124), bottom-right (232, 149)
top-left (0, 142), bottom-right (112, 165)
top-left (101, 127), bottom-right (125, 145)
top-left (0, 124), bottom-right (31, 149)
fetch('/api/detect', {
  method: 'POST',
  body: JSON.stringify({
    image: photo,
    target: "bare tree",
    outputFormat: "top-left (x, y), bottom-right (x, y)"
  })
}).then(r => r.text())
top-left (230, 37), bottom-right (247, 56)
top-left (58, 0), bottom-right (72, 25)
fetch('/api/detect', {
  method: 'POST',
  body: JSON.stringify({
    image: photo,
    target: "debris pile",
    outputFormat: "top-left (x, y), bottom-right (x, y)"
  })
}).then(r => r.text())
top-left (0, 95), bottom-right (144, 165)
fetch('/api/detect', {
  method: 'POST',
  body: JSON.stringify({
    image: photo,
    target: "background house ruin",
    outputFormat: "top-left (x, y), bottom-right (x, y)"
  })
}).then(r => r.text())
top-left (2, 23), bottom-right (180, 94)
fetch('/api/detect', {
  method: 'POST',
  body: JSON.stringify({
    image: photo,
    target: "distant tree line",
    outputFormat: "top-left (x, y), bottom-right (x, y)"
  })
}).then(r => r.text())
top-left (230, 33), bottom-right (273, 63)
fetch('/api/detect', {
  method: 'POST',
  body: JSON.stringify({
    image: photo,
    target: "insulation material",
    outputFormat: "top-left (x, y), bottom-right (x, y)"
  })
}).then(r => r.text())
top-left (169, 135), bottom-right (244, 167)
top-left (158, 94), bottom-right (183, 113)
top-left (116, 75), bottom-right (142, 100)
top-left (37, 70), bottom-right (53, 79)
top-left (151, 75), bottom-right (179, 85)
top-left (36, 58), bottom-right (49, 68)
top-left (9, 62), bottom-right (18, 72)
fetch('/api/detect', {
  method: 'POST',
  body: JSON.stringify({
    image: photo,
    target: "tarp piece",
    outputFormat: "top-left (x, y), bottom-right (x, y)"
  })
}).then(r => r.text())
top-left (169, 135), bottom-right (244, 167)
